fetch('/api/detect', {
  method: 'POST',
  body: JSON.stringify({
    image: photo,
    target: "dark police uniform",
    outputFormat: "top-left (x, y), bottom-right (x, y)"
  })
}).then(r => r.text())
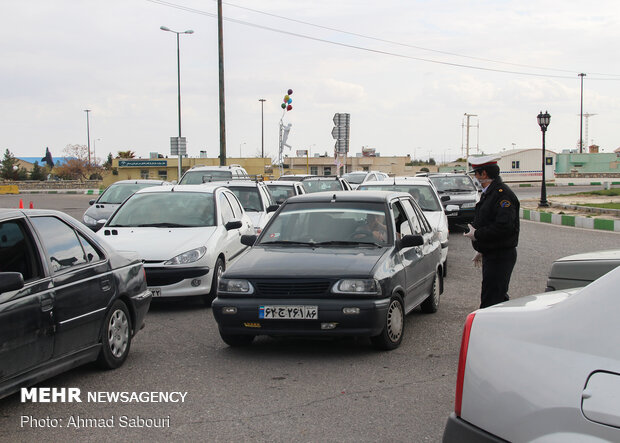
top-left (471, 177), bottom-right (520, 308)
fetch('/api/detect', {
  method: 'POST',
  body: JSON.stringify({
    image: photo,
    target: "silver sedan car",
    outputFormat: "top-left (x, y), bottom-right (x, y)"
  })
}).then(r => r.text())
top-left (443, 265), bottom-right (620, 442)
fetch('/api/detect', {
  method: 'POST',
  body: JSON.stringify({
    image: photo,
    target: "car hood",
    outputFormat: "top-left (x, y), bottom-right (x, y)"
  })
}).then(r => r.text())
top-left (423, 211), bottom-right (448, 241)
top-left (555, 249), bottom-right (620, 262)
top-left (225, 246), bottom-right (387, 278)
top-left (97, 227), bottom-right (216, 261)
top-left (439, 191), bottom-right (478, 204)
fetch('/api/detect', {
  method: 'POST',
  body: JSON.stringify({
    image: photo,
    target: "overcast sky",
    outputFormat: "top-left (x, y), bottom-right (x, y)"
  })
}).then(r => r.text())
top-left (2, 0), bottom-right (619, 164)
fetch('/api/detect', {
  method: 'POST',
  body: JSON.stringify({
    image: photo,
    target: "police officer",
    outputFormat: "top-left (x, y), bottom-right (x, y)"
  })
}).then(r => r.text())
top-left (463, 156), bottom-right (520, 308)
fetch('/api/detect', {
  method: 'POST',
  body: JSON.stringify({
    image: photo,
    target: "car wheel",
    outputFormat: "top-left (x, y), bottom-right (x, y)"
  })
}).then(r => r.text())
top-left (370, 295), bottom-right (404, 350)
top-left (204, 257), bottom-right (225, 307)
top-left (97, 299), bottom-right (132, 369)
top-left (219, 331), bottom-right (255, 347)
top-left (421, 271), bottom-right (441, 314)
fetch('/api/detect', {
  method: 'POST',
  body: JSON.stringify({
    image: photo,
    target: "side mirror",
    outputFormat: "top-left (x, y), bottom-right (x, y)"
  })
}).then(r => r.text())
top-left (397, 234), bottom-right (424, 249)
top-left (445, 204), bottom-right (459, 214)
top-left (241, 234), bottom-right (258, 247)
top-left (95, 219), bottom-right (107, 231)
top-left (89, 199), bottom-right (96, 205)
top-left (266, 204), bottom-right (279, 213)
top-left (0, 272), bottom-right (25, 293)
top-left (440, 195), bottom-right (451, 202)
top-left (225, 220), bottom-right (243, 230)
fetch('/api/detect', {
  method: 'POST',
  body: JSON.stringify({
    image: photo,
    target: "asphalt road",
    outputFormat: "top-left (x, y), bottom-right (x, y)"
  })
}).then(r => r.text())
top-left (0, 193), bottom-right (619, 442)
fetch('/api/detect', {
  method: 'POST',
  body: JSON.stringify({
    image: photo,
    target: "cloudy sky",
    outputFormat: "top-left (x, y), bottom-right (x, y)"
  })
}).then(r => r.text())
top-left (1, 0), bottom-right (619, 164)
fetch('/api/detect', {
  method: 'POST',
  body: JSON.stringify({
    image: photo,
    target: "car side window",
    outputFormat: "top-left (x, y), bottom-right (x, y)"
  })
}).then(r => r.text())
top-left (224, 192), bottom-right (244, 219)
top-left (219, 193), bottom-right (236, 224)
top-left (0, 219), bottom-right (42, 281)
top-left (30, 217), bottom-right (90, 273)
top-left (259, 186), bottom-right (273, 206)
top-left (77, 232), bottom-right (105, 263)
top-left (391, 201), bottom-right (413, 237)
top-left (366, 174), bottom-right (376, 182)
top-left (400, 199), bottom-right (426, 234)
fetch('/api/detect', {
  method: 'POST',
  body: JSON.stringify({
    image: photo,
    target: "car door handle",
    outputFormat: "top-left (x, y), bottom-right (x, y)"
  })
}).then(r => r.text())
top-left (41, 296), bottom-right (54, 312)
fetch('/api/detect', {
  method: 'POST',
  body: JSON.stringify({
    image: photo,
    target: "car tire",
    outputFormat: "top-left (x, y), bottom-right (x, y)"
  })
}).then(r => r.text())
top-left (219, 331), bottom-right (255, 347)
top-left (370, 295), bottom-right (404, 350)
top-left (421, 271), bottom-right (441, 314)
top-left (204, 257), bottom-right (225, 307)
top-left (97, 299), bottom-right (132, 369)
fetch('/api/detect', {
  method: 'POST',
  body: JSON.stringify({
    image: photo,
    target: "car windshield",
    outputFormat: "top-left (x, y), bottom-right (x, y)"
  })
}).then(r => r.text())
top-left (107, 192), bottom-right (215, 227)
top-left (301, 179), bottom-right (343, 193)
top-left (259, 202), bottom-right (390, 246)
top-left (97, 183), bottom-right (160, 204)
top-left (266, 184), bottom-right (295, 203)
top-left (227, 187), bottom-right (263, 212)
top-left (429, 176), bottom-right (476, 192)
top-left (358, 184), bottom-right (442, 211)
top-left (180, 170), bottom-right (233, 184)
top-left (342, 173), bottom-right (367, 184)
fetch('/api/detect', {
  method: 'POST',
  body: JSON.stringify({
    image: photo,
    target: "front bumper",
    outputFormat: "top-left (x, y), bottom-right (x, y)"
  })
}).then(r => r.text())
top-left (144, 266), bottom-right (211, 298)
top-left (212, 297), bottom-right (391, 337)
top-left (442, 413), bottom-right (507, 443)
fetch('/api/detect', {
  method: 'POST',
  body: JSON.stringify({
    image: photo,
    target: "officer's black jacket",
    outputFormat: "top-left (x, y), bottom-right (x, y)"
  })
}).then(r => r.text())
top-left (472, 177), bottom-right (520, 253)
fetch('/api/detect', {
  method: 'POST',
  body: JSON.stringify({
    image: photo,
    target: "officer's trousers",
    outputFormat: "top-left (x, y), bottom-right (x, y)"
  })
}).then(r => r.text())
top-left (480, 247), bottom-right (517, 309)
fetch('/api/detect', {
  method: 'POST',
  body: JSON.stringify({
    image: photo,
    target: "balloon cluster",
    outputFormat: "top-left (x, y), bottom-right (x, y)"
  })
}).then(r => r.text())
top-left (281, 89), bottom-right (293, 111)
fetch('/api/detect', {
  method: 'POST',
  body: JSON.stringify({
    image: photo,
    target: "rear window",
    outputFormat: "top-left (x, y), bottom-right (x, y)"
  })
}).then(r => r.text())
top-left (358, 184), bottom-right (442, 211)
top-left (98, 183), bottom-right (160, 204)
top-left (180, 170), bottom-right (233, 184)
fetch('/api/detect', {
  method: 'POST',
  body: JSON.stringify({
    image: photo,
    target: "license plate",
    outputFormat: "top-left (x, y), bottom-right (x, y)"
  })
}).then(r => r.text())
top-left (149, 287), bottom-right (162, 297)
top-left (259, 305), bottom-right (318, 320)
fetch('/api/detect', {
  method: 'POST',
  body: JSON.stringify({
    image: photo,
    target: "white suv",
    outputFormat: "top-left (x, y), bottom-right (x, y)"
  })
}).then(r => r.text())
top-left (179, 165), bottom-right (249, 184)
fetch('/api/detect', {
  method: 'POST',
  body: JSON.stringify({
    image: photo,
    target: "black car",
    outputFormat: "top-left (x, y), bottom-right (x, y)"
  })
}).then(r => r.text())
top-left (0, 209), bottom-right (152, 399)
top-left (427, 173), bottom-right (479, 228)
top-left (212, 191), bottom-right (443, 350)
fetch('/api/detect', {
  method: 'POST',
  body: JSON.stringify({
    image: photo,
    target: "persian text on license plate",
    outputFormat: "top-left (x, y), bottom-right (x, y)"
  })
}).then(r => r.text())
top-left (149, 287), bottom-right (162, 297)
top-left (259, 305), bottom-right (318, 320)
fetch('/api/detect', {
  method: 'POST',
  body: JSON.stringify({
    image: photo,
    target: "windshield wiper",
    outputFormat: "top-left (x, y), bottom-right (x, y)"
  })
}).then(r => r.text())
top-left (136, 223), bottom-right (190, 227)
top-left (260, 240), bottom-right (315, 246)
top-left (313, 240), bottom-right (382, 247)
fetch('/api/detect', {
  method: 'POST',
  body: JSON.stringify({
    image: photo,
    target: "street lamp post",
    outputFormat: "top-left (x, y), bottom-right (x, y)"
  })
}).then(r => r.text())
top-left (84, 109), bottom-right (91, 165)
top-left (537, 110), bottom-right (551, 208)
top-left (259, 98), bottom-right (266, 158)
top-left (578, 73), bottom-right (586, 153)
top-left (160, 25), bottom-right (194, 181)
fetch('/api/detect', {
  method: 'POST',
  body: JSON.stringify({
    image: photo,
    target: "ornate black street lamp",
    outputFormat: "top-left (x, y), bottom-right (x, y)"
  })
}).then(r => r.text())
top-left (537, 110), bottom-right (551, 207)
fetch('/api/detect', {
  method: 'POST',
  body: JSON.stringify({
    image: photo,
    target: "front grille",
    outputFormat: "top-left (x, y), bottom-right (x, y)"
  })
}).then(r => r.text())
top-left (254, 280), bottom-right (332, 297)
top-left (145, 267), bottom-right (209, 287)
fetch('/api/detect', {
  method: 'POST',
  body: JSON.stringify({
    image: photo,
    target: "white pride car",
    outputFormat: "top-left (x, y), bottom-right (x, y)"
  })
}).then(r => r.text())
top-left (97, 184), bottom-right (254, 305)
top-left (443, 265), bottom-right (620, 442)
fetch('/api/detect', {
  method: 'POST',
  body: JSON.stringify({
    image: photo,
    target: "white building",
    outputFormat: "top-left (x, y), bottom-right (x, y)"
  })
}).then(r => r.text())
top-left (490, 148), bottom-right (556, 183)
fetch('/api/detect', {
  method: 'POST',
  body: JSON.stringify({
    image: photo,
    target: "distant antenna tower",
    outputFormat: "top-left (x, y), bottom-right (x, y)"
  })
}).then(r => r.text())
top-left (576, 112), bottom-right (597, 149)
top-left (461, 113), bottom-right (479, 158)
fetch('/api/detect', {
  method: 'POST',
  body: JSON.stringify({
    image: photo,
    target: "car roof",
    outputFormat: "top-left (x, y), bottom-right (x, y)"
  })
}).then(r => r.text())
top-left (133, 184), bottom-right (228, 194)
top-left (110, 179), bottom-right (169, 185)
top-left (359, 177), bottom-right (433, 186)
top-left (203, 180), bottom-right (264, 188)
top-left (188, 165), bottom-right (246, 171)
top-left (301, 176), bottom-right (342, 181)
top-left (264, 180), bottom-right (297, 186)
top-left (286, 190), bottom-right (410, 204)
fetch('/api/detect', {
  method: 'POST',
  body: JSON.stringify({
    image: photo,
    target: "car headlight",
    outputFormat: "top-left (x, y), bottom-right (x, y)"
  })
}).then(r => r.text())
top-left (218, 278), bottom-right (254, 294)
top-left (83, 214), bottom-right (97, 225)
top-left (332, 279), bottom-right (382, 295)
top-left (164, 246), bottom-right (207, 265)
top-left (461, 202), bottom-right (476, 209)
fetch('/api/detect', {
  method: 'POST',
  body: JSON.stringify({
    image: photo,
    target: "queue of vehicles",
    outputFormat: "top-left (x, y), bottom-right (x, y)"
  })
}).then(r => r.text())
top-left (3, 166), bottom-right (620, 441)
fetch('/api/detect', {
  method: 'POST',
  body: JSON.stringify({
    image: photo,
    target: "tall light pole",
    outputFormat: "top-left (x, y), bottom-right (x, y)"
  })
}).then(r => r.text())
top-left (537, 111), bottom-right (551, 208)
top-left (217, 0), bottom-right (227, 166)
top-left (259, 98), bottom-right (266, 158)
top-left (84, 109), bottom-right (91, 165)
top-left (160, 25), bottom-right (194, 181)
top-left (578, 73), bottom-right (586, 153)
